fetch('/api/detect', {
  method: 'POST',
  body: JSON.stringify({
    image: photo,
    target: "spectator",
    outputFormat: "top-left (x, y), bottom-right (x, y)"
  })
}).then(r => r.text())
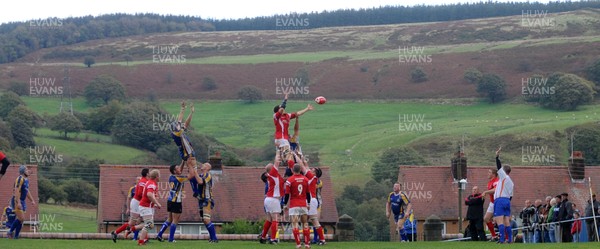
top-left (585, 194), bottom-right (600, 242)
top-left (547, 197), bottom-right (558, 243)
top-left (520, 199), bottom-right (536, 243)
top-left (571, 212), bottom-right (582, 243)
top-left (403, 211), bottom-right (417, 242)
top-left (553, 195), bottom-right (562, 243)
top-left (510, 216), bottom-right (518, 240)
top-left (465, 186), bottom-right (485, 241)
top-left (539, 196), bottom-right (552, 243)
top-left (558, 193), bottom-right (573, 243)
top-left (532, 199), bottom-right (543, 243)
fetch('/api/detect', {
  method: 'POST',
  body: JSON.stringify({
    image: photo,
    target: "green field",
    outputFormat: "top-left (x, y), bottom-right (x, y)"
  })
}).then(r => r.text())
top-left (21, 96), bottom-right (600, 191)
top-left (37, 204), bottom-right (97, 233)
top-left (0, 240), bottom-right (598, 249)
top-left (33, 136), bottom-right (147, 164)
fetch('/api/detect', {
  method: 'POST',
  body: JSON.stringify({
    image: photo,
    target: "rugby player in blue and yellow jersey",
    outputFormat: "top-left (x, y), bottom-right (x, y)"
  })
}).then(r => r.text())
top-left (170, 101), bottom-right (195, 162)
top-left (7, 165), bottom-right (35, 239)
top-left (386, 182), bottom-right (412, 242)
top-left (156, 162), bottom-right (188, 242)
top-left (189, 159), bottom-right (218, 243)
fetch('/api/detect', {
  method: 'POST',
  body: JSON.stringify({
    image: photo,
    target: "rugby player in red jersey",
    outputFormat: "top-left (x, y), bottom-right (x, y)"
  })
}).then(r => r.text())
top-left (284, 162), bottom-right (311, 249)
top-left (137, 169), bottom-right (162, 246)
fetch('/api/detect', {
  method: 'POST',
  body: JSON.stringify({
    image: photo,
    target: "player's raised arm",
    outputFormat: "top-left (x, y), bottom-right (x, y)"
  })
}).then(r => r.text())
top-left (274, 152), bottom-right (282, 168)
top-left (187, 158), bottom-right (204, 185)
top-left (177, 101), bottom-right (186, 123)
top-left (183, 103), bottom-right (194, 129)
top-left (293, 116), bottom-right (299, 137)
top-left (295, 104), bottom-right (314, 117)
top-left (495, 146), bottom-right (502, 170)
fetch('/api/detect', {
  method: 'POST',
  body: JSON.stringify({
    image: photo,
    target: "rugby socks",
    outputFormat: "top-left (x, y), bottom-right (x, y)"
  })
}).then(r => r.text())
top-left (317, 226), bottom-right (325, 242)
top-left (206, 222), bottom-right (217, 241)
top-left (506, 225), bottom-right (513, 243)
top-left (133, 230), bottom-right (139, 240)
top-left (115, 223), bottom-right (129, 234)
top-left (261, 220), bottom-right (272, 238)
top-left (312, 226), bottom-right (319, 243)
top-left (486, 221), bottom-right (496, 238)
top-left (270, 221), bottom-right (278, 240)
top-left (169, 223), bottom-right (177, 242)
top-left (303, 227), bottom-right (311, 245)
top-left (14, 220), bottom-right (23, 239)
top-left (292, 228), bottom-right (301, 245)
top-left (157, 221), bottom-right (171, 238)
top-left (498, 224), bottom-right (505, 243)
top-left (400, 228), bottom-right (407, 241)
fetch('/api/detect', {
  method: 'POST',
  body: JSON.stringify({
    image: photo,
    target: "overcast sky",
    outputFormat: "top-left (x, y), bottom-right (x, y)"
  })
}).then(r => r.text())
top-left (2, 0), bottom-right (555, 24)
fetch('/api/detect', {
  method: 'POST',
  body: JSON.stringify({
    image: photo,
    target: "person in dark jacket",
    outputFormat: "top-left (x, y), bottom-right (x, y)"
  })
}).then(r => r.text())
top-left (465, 186), bottom-right (486, 241)
top-left (558, 192), bottom-right (573, 243)
top-left (585, 194), bottom-right (600, 242)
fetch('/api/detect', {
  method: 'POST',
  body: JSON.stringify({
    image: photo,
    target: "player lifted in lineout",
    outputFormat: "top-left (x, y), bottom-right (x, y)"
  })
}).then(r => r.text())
top-left (171, 101), bottom-right (195, 163)
top-left (273, 93), bottom-right (313, 170)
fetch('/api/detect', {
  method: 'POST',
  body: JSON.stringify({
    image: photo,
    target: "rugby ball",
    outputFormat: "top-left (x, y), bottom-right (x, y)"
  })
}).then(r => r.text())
top-left (315, 96), bottom-right (327, 105)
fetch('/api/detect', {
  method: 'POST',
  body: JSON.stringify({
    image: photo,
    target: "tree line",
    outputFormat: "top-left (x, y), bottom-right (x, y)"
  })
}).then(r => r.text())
top-left (1, 1), bottom-right (599, 63)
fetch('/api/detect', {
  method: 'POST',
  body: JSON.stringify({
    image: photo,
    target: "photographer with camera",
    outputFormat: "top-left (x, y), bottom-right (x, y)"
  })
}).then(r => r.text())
top-left (520, 199), bottom-right (536, 243)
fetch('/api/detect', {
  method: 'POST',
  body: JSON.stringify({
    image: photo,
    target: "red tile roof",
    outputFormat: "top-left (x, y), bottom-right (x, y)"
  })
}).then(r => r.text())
top-left (98, 165), bottom-right (338, 224)
top-left (0, 165), bottom-right (38, 217)
top-left (398, 165), bottom-right (600, 220)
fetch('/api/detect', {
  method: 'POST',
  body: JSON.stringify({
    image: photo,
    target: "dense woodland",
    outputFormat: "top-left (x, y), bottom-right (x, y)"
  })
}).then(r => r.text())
top-left (0, 1), bottom-right (599, 64)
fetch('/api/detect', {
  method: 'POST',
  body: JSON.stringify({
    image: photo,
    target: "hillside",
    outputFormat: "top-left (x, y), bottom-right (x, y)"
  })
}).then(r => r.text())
top-left (1, 9), bottom-right (599, 100)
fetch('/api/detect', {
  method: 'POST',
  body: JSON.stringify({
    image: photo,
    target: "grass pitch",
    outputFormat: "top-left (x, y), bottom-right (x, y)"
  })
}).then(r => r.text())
top-left (0, 239), bottom-right (598, 249)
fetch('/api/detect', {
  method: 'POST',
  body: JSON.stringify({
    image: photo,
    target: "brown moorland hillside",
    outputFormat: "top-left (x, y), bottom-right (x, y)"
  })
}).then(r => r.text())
top-left (1, 9), bottom-right (599, 100)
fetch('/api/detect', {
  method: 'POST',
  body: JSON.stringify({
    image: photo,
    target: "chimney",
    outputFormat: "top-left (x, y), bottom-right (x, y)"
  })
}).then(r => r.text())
top-left (451, 151), bottom-right (467, 180)
top-left (209, 151), bottom-right (222, 170)
top-left (568, 151), bottom-right (585, 180)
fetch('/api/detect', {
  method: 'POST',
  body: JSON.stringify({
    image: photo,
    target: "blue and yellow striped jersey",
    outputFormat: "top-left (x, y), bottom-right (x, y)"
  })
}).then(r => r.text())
top-left (198, 172), bottom-right (213, 200)
top-left (129, 185), bottom-right (136, 199)
top-left (388, 191), bottom-right (410, 215)
top-left (13, 176), bottom-right (29, 201)
top-left (168, 175), bottom-right (188, 203)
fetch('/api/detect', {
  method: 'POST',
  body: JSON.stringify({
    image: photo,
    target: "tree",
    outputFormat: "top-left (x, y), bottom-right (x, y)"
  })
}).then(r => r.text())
top-left (294, 68), bottom-right (310, 86)
top-left (539, 73), bottom-right (594, 111)
top-left (84, 75), bottom-right (127, 107)
top-left (7, 105), bottom-right (42, 129)
top-left (464, 67), bottom-right (483, 84)
top-left (238, 85), bottom-right (263, 103)
top-left (112, 102), bottom-right (171, 151)
top-left (123, 54), bottom-right (133, 66)
top-left (49, 112), bottom-right (84, 138)
top-left (566, 123), bottom-right (600, 166)
top-left (371, 147), bottom-right (427, 183)
top-left (61, 178), bottom-right (98, 205)
top-left (66, 157), bottom-right (103, 187)
top-left (38, 177), bottom-right (66, 204)
top-left (9, 118), bottom-right (35, 148)
top-left (0, 91), bottom-right (25, 118)
top-left (202, 76), bottom-right (217, 91)
top-left (476, 73), bottom-right (507, 103)
top-left (340, 185), bottom-right (363, 203)
top-left (8, 81), bottom-right (28, 96)
top-left (87, 100), bottom-right (122, 134)
top-left (410, 67), bottom-right (428, 83)
top-left (83, 56), bottom-right (95, 67)
top-left (0, 120), bottom-right (14, 149)
top-left (587, 58), bottom-right (600, 87)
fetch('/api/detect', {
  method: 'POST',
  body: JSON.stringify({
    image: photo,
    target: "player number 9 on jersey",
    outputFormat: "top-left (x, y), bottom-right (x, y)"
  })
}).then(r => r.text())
top-left (298, 185), bottom-right (303, 195)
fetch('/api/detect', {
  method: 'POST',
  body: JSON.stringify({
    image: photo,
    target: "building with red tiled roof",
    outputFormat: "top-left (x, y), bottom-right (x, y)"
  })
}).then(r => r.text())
top-left (0, 165), bottom-right (39, 232)
top-left (98, 165), bottom-right (338, 235)
top-left (395, 164), bottom-right (600, 239)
